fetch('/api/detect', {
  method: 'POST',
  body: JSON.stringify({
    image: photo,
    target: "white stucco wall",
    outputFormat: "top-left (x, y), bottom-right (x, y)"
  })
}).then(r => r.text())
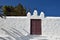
top-left (0, 10), bottom-right (60, 40)
top-left (42, 17), bottom-right (60, 40)
top-left (43, 17), bottom-right (60, 36)
top-left (0, 16), bottom-right (30, 36)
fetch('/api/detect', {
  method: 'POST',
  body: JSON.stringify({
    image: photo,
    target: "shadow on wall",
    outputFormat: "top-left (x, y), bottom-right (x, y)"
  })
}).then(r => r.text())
top-left (1, 27), bottom-right (34, 40)
top-left (1, 27), bottom-right (48, 40)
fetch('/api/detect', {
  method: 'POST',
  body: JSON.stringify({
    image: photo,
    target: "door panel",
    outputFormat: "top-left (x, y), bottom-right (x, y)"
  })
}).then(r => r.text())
top-left (30, 19), bottom-right (41, 35)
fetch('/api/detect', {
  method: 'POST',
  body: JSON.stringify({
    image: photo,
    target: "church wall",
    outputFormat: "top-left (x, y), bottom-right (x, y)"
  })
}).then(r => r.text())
top-left (0, 10), bottom-right (60, 40)
top-left (43, 17), bottom-right (60, 36)
top-left (0, 16), bottom-right (30, 36)
top-left (42, 17), bottom-right (60, 40)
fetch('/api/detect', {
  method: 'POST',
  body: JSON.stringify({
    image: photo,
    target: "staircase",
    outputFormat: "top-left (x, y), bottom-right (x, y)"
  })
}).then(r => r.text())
top-left (1, 27), bottom-right (48, 40)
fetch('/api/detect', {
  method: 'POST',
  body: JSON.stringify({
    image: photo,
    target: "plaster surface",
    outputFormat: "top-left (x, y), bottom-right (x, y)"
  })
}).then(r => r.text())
top-left (0, 10), bottom-right (60, 40)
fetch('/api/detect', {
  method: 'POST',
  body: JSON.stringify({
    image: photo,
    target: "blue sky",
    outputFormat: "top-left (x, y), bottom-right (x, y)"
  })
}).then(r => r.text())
top-left (0, 0), bottom-right (60, 16)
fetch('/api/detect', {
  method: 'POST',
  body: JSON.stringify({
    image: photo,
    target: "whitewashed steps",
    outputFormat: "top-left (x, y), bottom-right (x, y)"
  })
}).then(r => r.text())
top-left (1, 27), bottom-right (48, 40)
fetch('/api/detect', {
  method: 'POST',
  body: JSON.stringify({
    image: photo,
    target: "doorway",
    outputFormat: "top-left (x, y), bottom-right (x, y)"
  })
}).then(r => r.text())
top-left (30, 19), bottom-right (42, 35)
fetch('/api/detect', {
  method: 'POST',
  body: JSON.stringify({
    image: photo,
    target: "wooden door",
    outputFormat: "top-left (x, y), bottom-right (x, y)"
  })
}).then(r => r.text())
top-left (30, 19), bottom-right (41, 35)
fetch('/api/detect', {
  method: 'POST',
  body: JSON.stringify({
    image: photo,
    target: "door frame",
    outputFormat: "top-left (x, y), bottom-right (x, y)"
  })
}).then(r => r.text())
top-left (30, 19), bottom-right (42, 35)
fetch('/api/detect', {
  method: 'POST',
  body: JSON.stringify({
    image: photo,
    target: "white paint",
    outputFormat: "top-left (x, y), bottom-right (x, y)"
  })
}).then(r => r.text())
top-left (0, 10), bottom-right (60, 40)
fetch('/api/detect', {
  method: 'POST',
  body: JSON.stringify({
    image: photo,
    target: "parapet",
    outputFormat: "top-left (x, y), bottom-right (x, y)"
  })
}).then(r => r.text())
top-left (27, 10), bottom-right (45, 18)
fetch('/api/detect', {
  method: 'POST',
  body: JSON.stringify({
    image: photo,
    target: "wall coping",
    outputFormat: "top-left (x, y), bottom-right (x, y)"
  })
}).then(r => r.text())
top-left (5, 16), bottom-right (27, 18)
top-left (46, 17), bottom-right (60, 19)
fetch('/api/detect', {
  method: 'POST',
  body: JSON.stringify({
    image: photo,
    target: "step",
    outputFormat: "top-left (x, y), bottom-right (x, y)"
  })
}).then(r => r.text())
top-left (30, 35), bottom-right (48, 40)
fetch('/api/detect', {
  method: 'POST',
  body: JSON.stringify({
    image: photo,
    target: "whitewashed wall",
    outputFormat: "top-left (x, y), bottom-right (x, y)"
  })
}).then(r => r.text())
top-left (42, 17), bottom-right (60, 40)
top-left (0, 17), bottom-right (30, 35)
top-left (0, 10), bottom-right (60, 40)
top-left (43, 17), bottom-right (60, 36)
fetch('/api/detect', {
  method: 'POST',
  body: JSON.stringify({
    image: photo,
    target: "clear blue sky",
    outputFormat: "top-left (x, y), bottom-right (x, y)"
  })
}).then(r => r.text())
top-left (0, 0), bottom-right (60, 16)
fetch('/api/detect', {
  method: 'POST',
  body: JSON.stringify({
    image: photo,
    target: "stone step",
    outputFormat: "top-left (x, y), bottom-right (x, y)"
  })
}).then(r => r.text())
top-left (30, 35), bottom-right (48, 40)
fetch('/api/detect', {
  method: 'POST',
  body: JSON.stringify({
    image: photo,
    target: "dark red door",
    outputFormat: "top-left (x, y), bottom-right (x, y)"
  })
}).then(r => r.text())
top-left (30, 19), bottom-right (41, 35)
